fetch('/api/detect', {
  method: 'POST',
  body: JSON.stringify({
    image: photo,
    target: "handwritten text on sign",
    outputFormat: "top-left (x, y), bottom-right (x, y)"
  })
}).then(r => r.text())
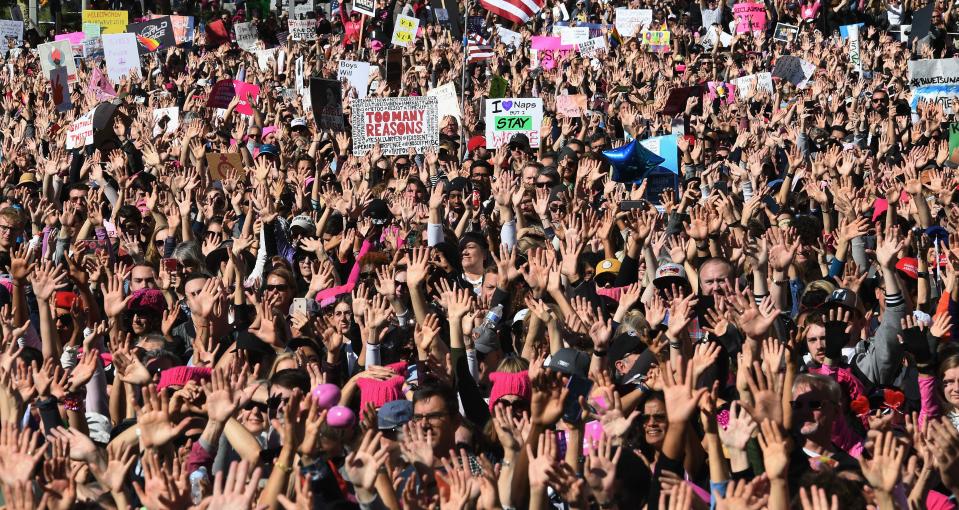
top-left (351, 96), bottom-right (439, 155)
top-left (733, 2), bottom-right (766, 33)
top-left (484, 98), bottom-right (543, 149)
top-left (391, 15), bottom-right (419, 46)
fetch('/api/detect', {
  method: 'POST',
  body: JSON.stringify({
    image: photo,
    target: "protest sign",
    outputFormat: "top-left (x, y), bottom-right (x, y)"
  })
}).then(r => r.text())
top-left (82, 10), bottom-right (128, 34)
top-left (848, 24), bottom-right (861, 73)
top-left (839, 23), bottom-right (864, 39)
top-left (89, 67), bottom-right (116, 101)
top-left (911, 2), bottom-right (933, 42)
top-left (614, 8), bottom-right (652, 37)
top-left (255, 48), bottom-right (277, 71)
top-left (642, 30), bottom-right (670, 52)
top-left (773, 22), bottom-right (797, 41)
top-left (235, 22), bottom-right (258, 50)
top-left (0, 20), bottom-right (22, 45)
top-left (909, 58), bottom-right (959, 89)
top-left (55, 32), bottom-right (84, 45)
top-left (706, 81), bottom-right (736, 105)
top-left (153, 107), bottom-right (180, 136)
top-left (66, 110), bottom-right (95, 150)
top-left (352, 0), bottom-right (375, 17)
top-left (426, 82), bottom-right (461, 121)
top-left (391, 14), bottom-right (419, 46)
top-left (82, 22), bottom-right (101, 39)
top-left (351, 96), bottom-right (439, 155)
top-left (531, 36), bottom-right (574, 70)
top-left (639, 134), bottom-right (679, 173)
top-left (702, 28), bottom-right (733, 49)
top-left (661, 86), bottom-right (702, 116)
top-left (497, 26), bottom-right (522, 47)
top-left (38, 40), bottom-right (76, 81)
top-left (127, 16), bottom-right (176, 54)
top-left (733, 2), bottom-right (766, 33)
top-left (772, 55), bottom-right (815, 88)
top-left (911, 85), bottom-right (959, 114)
top-left (489, 75), bottom-right (510, 99)
top-left (949, 124), bottom-right (959, 161)
top-left (310, 78), bottom-right (344, 130)
top-left (150, 14), bottom-right (193, 45)
top-left (338, 60), bottom-right (371, 98)
top-left (289, 0), bottom-right (313, 18)
top-left (102, 33), bottom-right (141, 83)
top-left (553, 25), bottom-right (589, 45)
top-left (556, 94), bottom-right (586, 118)
top-left (205, 19), bottom-right (230, 47)
top-left (206, 153), bottom-right (245, 180)
top-left (207, 80), bottom-right (260, 115)
top-left (485, 98), bottom-right (543, 149)
top-left (733, 72), bottom-right (773, 99)
top-left (50, 66), bottom-right (71, 113)
top-left (288, 18), bottom-right (316, 40)
top-left (577, 36), bottom-right (606, 57)
top-left (83, 37), bottom-right (104, 59)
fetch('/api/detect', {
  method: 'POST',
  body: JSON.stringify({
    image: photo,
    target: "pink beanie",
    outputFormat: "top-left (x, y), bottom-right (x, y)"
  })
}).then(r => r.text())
top-left (488, 370), bottom-right (531, 412)
top-left (157, 366), bottom-right (212, 391)
top-left (357, 362), bottom-right (409, 410)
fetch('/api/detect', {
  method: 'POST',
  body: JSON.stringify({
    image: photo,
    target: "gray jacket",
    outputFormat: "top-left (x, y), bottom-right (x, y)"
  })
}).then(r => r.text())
top-left (853, 295), bottom-right (907, 387)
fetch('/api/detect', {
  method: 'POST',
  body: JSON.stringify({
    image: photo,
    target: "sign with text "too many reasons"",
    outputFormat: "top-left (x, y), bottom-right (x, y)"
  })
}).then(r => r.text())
top-left (484, 98), bottom-right (543, 149)
top-left (351, 96), bottom-right (439, 156)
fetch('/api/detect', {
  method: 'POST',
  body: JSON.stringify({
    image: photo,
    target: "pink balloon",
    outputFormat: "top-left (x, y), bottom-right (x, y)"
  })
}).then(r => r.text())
top-left (311, 384), bottom-right (341, 409)
top-left (326, 405), bottom-right (356, 428)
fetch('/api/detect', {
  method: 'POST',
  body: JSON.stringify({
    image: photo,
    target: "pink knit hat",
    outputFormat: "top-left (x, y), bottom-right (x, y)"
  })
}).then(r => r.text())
top-left (157, 366), bottom-right (212, 390)
top-left (488, 370), bottom-right (531, 412)
top-left (357, 362), bottom-right (409, 410)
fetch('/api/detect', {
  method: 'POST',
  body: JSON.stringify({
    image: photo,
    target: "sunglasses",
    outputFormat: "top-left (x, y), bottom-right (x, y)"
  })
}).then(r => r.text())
top-left (790, 400), bottom-right (827, 411)
top-left (243, 401), bottom-right (268, 413)
top-left (264, 284), bottom-right (290, 292)
top-left (535, 182), bottom-right (552, 188)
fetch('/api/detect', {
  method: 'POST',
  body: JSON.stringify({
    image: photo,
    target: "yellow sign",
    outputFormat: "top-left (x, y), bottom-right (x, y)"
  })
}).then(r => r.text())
top-left (82, 10), bottom-right (128, 34)
top-left (390, 14), bottom-right (418, 47)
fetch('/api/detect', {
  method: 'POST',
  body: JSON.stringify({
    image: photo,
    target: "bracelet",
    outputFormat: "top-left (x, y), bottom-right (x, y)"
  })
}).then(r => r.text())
top-left (918, 271), bottom-right (929, 278)
top-left (273, 461), bottom-right (293, 473)
top-left (668, 341), bottom-right (683, 350)
top-left (773, 279), bottom-right (789, 285)
top-left (593, 350), bottom-right (607, 357)
top-left (61, 391), bottom-right (85, 412)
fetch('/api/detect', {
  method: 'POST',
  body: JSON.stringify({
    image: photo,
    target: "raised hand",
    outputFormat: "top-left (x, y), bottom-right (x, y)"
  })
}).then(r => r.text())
top-left (198, 460), bottom-right (262, 510)
top-left (137, 384), bottom-right (192, 449)
top-left (344, 430), bottom-right (389, 491)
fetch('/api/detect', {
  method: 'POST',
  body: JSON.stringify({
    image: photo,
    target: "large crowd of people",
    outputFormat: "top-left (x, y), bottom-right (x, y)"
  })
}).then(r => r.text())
top-left (0, 0), bottom-right (957, 508)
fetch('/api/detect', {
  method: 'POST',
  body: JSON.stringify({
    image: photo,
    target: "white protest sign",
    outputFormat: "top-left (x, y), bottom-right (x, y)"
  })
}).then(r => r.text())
top-left (484, 98), bottom-right (544, 149)
top-left (235, 22), bottom-right (258, 50)
top-left (102, 33), bottom-right (140, 84)
top-left (153, 107), bottom-right (180, 136)
top-left (255, 48), bottom-right (277, 71)
top-left (391, 14), bottom-right (419, 47)
top-left (615, 8), bottom-right (652, 37)
top-left (577, 36), bottom-right (606, 57)
top-left (351, 96), bottom-right (439, 155)
top-left (772, 55), bottom-right (815, 88)
top-left (497, 25), bottom-right (521, 47)
top-left (553, 25), bottom-right (589, 45)
top-left (66, 109), bottom-right (95, 149)
top-left (908, 58), bottom-right (959, 89)
top-left (0, 20), bottom-right (23, 45)
top-left (338, 60), bottom-right (371, 99)
top-left (702, 28), bottom-right (733, 48)
top-left (848, 23), bottom-right (861, 73)
top-left (733, 72), bottom-right (773, 99)
top-left (427, 82), bottom-right (461, 121)
top-left (288, 18), bottom-right (316, 40)
top-left (38, 40), bottom-right (76, 81)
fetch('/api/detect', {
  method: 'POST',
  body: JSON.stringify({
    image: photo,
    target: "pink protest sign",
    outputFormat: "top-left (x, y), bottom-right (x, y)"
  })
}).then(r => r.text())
top-left (55, 32), bottom-right (85, 45)
top-left (531, 36), bottom-right (575, 70)
top-left (706, 81), bottom-right (736, 105)
top-left (733, 2), bottom-right (766, 33)
top-left (206, 80), bottom-right (261, 116)
top-left (233, 82), bottom-right (260, 116)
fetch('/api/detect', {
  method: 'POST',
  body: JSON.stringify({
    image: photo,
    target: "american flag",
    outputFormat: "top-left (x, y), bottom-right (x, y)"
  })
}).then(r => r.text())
top-left (480, 0), bottom-right (544, 25)
top-left (467, 34), bottom-right (493, 62)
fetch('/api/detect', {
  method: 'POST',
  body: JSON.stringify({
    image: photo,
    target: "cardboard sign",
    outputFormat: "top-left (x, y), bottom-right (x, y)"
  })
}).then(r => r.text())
top-left (235, 22), bottom-right (258, 50)
top-left (82, 10), bottom-right (128, 34)
top-left (772, 55), bottom-right (815, 88)
top-left (391, 14), bottom-right (419, 46)
top-left (153, 107), bottom-right (180, 136)
top-left (207, 79), bottom-right (260, 115)
top-left (531, 36), bottom-right (574, 70)
top-left (614, 8), bottom-right (651, 37)
top-left (911, 85), bottom-right (959, 114)
top-left (89, 66), bottom-right (116, 101)
top-left (949, 123), bottom-right (959, 158)
top-left (310, 78), bottom-right (344, 130)
top-left (909, 58), bottom-right (959, 89)
top-left (338, 60), bottom-right (371, 99)
top-left (733, 2), bottom-right (766, 33)
top-left (127, 16), bottom-right (176, 54)
top-left (50, 66), bottom-right (72, 113)
top-left (288, 18), bottom-right (316, 40)
top-left (102, 32), bottom-right (140, 83)
top-left (773, 22), bottom-right (797, 42)
top-left (206, 153), bottom-right (244, 180)
top-left (639, 134), bottom-right (679, 173)
top-left (642, 30), bottom-right (670, 52)
top-left (489, 75), bottom-right (510, 99)
top-left (485, 98), bottom-right (543, 149)
top-left (38, 40), bottom-right (77, 81)
top-left (839, 23), bottom-right (864, 39)
top-left (0, 20), bottom-right (23, 45)
top-left (556, 94), bottom-right (586, 118)
top-left (577, 36), bottom-right (606, 57)
top-left (661, 86), bottom-right (702, 115)
top-left (66, 109), bottom-right (95, 150)
top-left (351, 96), bottom-right (439, 155)
top-left (733, 72), bottom-right (773, 99)
top-left (426, 82), bottom-right (461, 121)
top-left (352, 0), bottom-right (375, 17)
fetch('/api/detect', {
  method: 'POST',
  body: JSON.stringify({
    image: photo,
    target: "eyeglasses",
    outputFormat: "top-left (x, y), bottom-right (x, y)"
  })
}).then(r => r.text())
top-left (0, 225), bottom-right (17, 233)
top-left (412, 411), bottom-right (448, 423)
top-left (244, 401), bottom-right (269, 413)
top-left (54, 315), bottom-right (73, 325)
top-left (535, 182), bottom-right (552, 189)
top-left (790, 400), bottom-right (828, 411)
top-left (264, 284), bottom-right (290, 292)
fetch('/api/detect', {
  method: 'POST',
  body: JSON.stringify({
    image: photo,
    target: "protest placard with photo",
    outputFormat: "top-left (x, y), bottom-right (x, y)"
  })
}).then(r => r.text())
top-left (338, 60), bottom-right (371, 98)
top-left (38, 40), bottom-right (76, 81)
top-left (153, 107), bottom-right (180, 136)
top-left (351, 96), bottom-right (440, 155)
top-left (309, 78), bottom-right (344, 130)
top-left (102, 33), bottom-right (140, 83)
top-left (773, 22), bottom-right (798, 41)
top-left (0, 20), bottom-right (22, 45)
top-left (485, 98), bottom-right (543, 149)
top-left (127, 16), bottom-right (176, 54)
top-left (206, 153), bottom-right (245, 180)
top-left (50, 66), bottom-right (71, 113)
top-left (772, 55), bottom-right (816, 88)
